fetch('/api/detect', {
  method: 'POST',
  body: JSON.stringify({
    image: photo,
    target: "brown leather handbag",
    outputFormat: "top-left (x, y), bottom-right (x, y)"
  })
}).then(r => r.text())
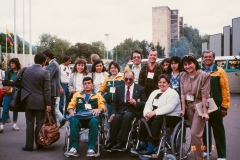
top-left (37, 112), bottom-right (60, 146)
top-left (2, 86), bottom-right (12, 95)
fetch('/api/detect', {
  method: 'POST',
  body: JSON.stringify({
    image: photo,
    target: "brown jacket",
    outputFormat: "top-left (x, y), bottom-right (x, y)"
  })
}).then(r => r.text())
top-left (180, 70), bottom-right (210, 106)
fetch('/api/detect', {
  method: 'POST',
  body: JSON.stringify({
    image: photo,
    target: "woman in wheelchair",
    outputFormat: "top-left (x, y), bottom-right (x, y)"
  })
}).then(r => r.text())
top-left (64, 77), bottom-right (106, 157)
top-left (137, 74), bottom-right (181, 156)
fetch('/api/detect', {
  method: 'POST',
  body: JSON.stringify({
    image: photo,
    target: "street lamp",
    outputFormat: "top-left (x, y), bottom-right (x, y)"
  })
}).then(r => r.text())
top-left (105, 34), bottom-right (109, 60)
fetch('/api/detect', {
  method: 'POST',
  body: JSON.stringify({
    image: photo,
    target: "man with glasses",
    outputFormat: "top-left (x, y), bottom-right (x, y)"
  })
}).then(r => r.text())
top-left (103, 71), bottom-right (147, 151)
top-left (124, 50), bottom-right (143, 84)
top-left (139, 49), bottom-right (163, 97)
top-left (201, 50), bottom-right (230, 160)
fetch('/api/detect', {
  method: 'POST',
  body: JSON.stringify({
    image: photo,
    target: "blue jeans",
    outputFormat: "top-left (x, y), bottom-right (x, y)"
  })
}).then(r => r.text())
top-left (1, 95), bottom-right (18, 123)
top-left (59, 83), bottom-right (70, 116)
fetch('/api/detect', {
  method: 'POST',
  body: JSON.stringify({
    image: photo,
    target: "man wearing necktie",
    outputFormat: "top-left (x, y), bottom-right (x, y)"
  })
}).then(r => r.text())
top-left (103, 71), bottom-right (147, 151)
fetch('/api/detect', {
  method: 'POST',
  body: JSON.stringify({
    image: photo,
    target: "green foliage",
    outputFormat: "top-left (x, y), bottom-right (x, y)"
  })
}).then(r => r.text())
top-left (155, 42), bottom-right (165, 58)
top-left (0, 32), bottom-right (29, 54)
top-left (91, 41), bottom-right (105, 58)
top-left (169, 37), bottom-right (192, 58)
top-left (172, 26), bottom-right (209, 58)
top-left (139, 40), bottom-right (150, 58)
top-left (112, 38), bottom-right (141, 64)
top-left (36, 33), bottom-right (71, 63)
top-left (66, 43), bottom-right (101, 63)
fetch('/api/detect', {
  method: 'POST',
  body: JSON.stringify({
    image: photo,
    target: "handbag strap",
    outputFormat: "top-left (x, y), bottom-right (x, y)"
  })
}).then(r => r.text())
top-left (194, 77), bottom-right (201, 105)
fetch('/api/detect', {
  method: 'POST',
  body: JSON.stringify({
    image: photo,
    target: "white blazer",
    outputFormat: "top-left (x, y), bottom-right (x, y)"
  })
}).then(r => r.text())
top-left (143, 87), bottom-right (181, 117)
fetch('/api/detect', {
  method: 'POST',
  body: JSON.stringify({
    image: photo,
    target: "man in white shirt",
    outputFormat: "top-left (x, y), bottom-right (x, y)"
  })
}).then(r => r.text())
top-left (124, 50), bottom-right (143, 84)
top-left (59, 56), bottom-right (71, 117)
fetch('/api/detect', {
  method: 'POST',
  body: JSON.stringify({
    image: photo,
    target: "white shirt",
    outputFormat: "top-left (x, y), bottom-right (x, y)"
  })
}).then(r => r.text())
top-left (75, 73), bottom-right (85, 92)
top-left (60, 64), bottom-right (71, 83)
top-left (132, 64), bottom-right (141, 83)
top-left (124, 83), bottom-right (134, 102)
top-left (94, 72), bottom-right (107, 92)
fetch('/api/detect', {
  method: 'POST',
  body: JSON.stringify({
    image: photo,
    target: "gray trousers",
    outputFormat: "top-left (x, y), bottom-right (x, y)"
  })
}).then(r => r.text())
top-left (25, 109), bottom-right (45, 148)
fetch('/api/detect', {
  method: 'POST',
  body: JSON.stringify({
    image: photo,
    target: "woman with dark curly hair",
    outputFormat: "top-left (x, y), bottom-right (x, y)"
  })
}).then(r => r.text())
top-left (91, 59), bottom-right (108, 92)
top-left (0, 58), bottom-right (21, 132)
top-left (166, 56), bottom-right (182, 95)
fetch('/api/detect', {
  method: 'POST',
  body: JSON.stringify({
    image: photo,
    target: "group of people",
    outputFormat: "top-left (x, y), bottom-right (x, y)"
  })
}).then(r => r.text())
top-left (0, 48), bottom-right (229, 160)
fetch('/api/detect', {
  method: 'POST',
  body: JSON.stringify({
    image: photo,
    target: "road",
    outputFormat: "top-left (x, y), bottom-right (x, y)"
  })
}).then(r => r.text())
top-left (0, 94), bottom-right (239, 160)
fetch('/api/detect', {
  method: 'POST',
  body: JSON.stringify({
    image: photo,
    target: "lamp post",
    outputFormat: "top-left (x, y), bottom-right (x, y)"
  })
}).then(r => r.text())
top-left (105, 34), bottom-right (109, 60)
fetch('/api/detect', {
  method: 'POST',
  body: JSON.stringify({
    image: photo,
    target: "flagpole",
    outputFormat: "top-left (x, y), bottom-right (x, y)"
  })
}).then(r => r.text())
top-left (14, 0), bottom-right (17, 58)
top-left (29, 0), bottom-right (32, 66)
top-left (23, 0), bottom-right (25, 67)
top-left (5, 28), bottom-right (8, 69)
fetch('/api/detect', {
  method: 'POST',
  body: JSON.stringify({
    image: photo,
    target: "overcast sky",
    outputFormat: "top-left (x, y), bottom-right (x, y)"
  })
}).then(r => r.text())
top-left (1, 0), bottom-right (239, 49)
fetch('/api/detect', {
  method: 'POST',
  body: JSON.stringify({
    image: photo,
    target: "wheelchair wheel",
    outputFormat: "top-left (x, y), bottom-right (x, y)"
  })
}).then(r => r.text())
top-left (171, 120), bottom-right (191, 159)
top-left (163, 154), bottom-right (177, 160)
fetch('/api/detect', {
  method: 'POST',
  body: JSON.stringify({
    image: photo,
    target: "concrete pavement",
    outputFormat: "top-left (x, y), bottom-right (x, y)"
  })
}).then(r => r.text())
top-left (0, 94), bottom-right (239, 160)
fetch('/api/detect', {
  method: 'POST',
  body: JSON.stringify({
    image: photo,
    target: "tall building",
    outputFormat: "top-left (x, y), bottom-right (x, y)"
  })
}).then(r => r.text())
top-left (152, 6), bottom-right (183, 57)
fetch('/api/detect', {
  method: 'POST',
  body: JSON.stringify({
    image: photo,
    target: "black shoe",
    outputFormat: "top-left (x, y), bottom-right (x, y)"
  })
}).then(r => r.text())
top-left (103, 142), bottom-right (115, 151)
top-left (59, 118), bottom-right (67, 128)
top-left (111, 141), bottom-right (126, 151)
top-left (22, 147), bottom-right (33, 151)
top-left (36, 145), bottom-right (44, 150)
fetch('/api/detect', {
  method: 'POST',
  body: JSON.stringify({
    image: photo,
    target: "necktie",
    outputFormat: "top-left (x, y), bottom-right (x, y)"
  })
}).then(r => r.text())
top-left (126, 86), bottom-right (130, 102)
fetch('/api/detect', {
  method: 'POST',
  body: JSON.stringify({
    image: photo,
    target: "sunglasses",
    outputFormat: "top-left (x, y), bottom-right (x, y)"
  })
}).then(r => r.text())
top-left (124, 78), bottom-right (133, 82)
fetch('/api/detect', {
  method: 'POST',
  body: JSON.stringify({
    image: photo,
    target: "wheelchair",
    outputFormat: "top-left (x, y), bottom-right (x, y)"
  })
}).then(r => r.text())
top-left (130, 116), bottom-right (191, 160)
top-left (63, 112), bottom-right (108, 157)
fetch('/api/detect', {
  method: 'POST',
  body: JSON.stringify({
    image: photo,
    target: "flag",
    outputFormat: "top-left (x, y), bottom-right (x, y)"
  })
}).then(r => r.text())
top-left (6, 28), bottom-right (14, 46)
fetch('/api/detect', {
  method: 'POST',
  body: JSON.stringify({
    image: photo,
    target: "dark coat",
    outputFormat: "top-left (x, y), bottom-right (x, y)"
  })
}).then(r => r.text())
top-left (14, 65), bottom-right (51, 110)
top-left (111, 83), bottom-right (147, 117)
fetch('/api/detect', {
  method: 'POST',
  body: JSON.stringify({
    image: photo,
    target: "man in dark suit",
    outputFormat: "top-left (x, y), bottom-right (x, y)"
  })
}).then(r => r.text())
top-left (103, 71), bottom-right (147, 151)
top-left (12, 53), bottom-right (51, 151)
top-left (43, 49), bottom-right (67, 127)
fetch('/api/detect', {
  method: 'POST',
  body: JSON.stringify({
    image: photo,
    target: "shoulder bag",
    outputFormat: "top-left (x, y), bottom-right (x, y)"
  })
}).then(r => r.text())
top-left (37, 112), bottom-right (60, 146)
top-left (9, 67), bottom-right (27, 112)
top-left (194, 78), bottom-right (218, 116)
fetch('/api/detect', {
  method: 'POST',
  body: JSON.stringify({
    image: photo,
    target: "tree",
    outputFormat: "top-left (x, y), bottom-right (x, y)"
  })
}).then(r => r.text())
top-left (169, 37), bottom-right (193, 58)
top-left (155, 42), bottom-right (165, 58)
top-left (91, 41), bottom-right (105, 58)
top-left (139, 40), bottom-right (150, 58)
top-left (0, 32), bottom-right (29, 54)
top-left (66, 43), bottom-right (101, 63)
top-left (171, 26), bottom-right (210, 58)
top-left (37, 33), bottom-right (71, 63)
top-left (112, 38), bottom-right (141, 63)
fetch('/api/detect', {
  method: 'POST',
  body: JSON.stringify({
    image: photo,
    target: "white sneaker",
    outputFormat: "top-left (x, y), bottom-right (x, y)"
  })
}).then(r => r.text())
top-left (202, 152), bottom-right (211, 157)
top-left (65, 147), bottom-right (79, 157)
top-left (86, 149), bottom-right (97, 157)
top-left (13, 125), bottom-right (20, 131)
top-left (0, 125), bottom-right (4, 133)
top-left (217, 158), bottom-right (226, 160)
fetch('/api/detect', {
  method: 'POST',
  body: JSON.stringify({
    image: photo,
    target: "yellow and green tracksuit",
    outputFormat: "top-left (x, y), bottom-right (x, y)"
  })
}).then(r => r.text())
top-left (67, 90), bottom-right (106, 151)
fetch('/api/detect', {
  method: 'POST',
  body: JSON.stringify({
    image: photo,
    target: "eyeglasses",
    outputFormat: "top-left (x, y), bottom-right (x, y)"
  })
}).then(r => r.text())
top-left (133, 56), bottom-right (141, 59)
top-left (124, 78), bottom-right (133, 82)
